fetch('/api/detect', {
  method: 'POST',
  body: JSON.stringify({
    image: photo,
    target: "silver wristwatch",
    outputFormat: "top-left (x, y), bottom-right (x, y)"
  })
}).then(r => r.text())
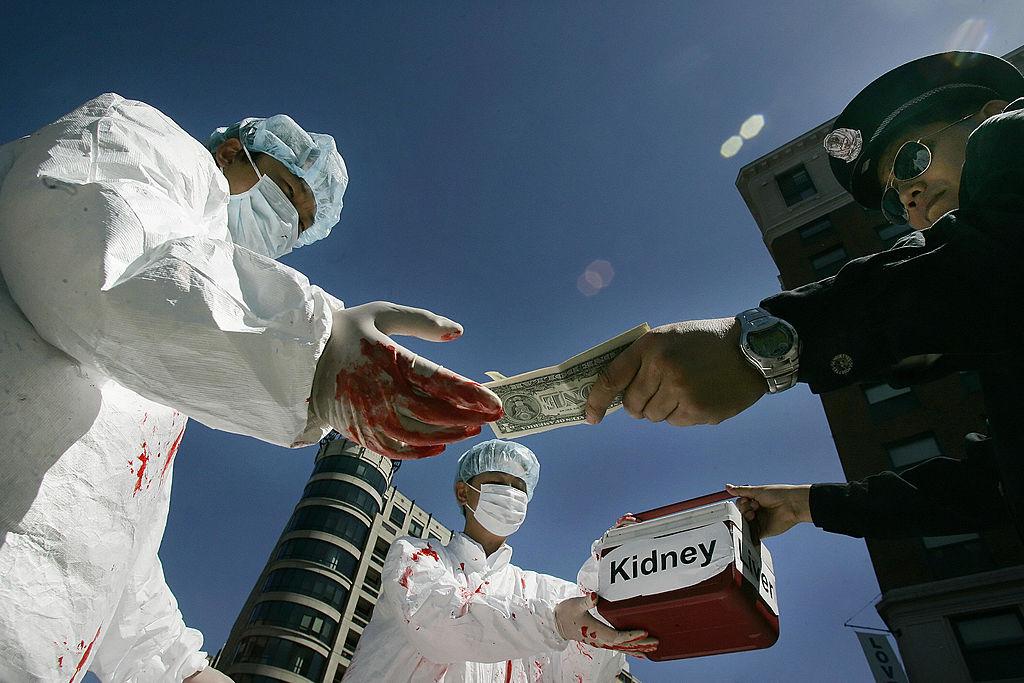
top-left (736, 307), bottom-right (801, 393)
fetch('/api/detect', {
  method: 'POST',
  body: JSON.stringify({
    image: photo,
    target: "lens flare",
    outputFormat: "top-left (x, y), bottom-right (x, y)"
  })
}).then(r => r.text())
top-left (576, 259), bottom-right (615, 296)
top-left (945, 18), bottom-right (990, 53)
top-left (577, 273), bottom-right (600, 297)
top-left (740, 115), bottom-right (765, 140)
top-left (720, 135), bottom-right (743, 158)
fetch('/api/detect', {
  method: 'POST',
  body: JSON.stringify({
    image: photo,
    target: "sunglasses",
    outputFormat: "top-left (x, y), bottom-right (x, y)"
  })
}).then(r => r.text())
top-left (879, 112), bottom-right (975, 224)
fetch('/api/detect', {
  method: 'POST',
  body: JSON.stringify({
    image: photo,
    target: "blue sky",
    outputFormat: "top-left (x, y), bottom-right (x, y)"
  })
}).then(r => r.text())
top-left (3, 2), bottom-right (1022, 681)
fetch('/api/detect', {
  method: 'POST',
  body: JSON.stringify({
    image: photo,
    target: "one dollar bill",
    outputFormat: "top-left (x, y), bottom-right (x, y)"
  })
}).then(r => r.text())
top-left (484, 323), bottom-right (651, 438)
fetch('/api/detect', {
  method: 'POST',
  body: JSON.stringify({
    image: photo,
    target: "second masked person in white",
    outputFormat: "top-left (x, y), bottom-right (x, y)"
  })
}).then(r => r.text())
top-left (344, 440), bottom-right (657, 682)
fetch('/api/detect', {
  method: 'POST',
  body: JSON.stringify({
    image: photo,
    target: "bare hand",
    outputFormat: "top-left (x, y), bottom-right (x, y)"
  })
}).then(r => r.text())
top-left (555, 593), bottom-right (659, 654)
top-left (726, 483), bottom-right (813, 538)
top-left (585, 318), bottom-right (766, 427)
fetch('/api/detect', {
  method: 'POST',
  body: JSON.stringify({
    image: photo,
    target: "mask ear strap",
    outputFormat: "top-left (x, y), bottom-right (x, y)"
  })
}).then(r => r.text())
top-left (460, 481), bottom-right (478, 513)
top-left (241, 144), bottom-right (262, 179)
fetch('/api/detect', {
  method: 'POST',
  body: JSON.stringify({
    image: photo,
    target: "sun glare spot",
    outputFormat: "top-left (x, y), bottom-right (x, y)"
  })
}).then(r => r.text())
top-left (946, 18), bottom-right (990, 53)
top-left (720, 135), bottom-right (743, 158)
top-left (577, 259), bottom-right (615, 296)
top-left (740, 114), bottom-right (765, 140)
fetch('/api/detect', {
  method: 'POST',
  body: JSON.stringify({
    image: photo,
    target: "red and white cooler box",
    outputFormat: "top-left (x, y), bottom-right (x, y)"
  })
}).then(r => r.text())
top-left (596, 490), bottom-right (780, 661)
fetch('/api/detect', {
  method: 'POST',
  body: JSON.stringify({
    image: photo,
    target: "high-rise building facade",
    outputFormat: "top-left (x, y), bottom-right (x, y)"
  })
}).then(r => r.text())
top-left (735, 47), bottom-right (1024, 681)
top-left (216, 434), bottom-right (453, 682)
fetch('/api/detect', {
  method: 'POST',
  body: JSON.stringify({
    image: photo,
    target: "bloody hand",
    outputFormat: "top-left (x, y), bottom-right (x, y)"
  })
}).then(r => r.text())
top-left (309, 301), bottom-right (503, 459)
top-left (554, 593), bottom-right (659, 654)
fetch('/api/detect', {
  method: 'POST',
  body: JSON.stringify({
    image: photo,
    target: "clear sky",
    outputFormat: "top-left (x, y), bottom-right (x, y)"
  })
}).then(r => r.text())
top-left (3, 2), bottom-right (1022, 681)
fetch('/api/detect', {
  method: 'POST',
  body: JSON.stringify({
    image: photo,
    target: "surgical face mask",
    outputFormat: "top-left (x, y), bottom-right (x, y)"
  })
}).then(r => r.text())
top-left (226, 146), bottom-right (300, 260)
top-left (464, 483), bottom-right (528, 537)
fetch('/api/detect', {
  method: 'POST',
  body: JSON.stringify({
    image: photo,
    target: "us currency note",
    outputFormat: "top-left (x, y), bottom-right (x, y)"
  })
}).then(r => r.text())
top-left (484, 323), bottom-right (650, 438)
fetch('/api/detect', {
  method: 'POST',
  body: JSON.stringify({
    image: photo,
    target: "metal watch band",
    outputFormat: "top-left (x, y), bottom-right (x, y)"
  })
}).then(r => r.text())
top-left (736, 308), bottom-right (800, 394)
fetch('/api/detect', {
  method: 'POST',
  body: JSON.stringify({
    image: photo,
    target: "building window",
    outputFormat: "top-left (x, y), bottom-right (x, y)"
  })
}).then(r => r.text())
top-left (885, 432), bottom-right (942, 471)
top-left (951, 609), bottom-right (1024, 681)
top-left (922, 533), bottom-right (993, 580)
top-left (287, 506), bottom-right (370, 548)
top-left (363, 567), bottom-right (382, 596)
top-left (342, 629), bottom-right (362, 656)
top-left (862, 381), bottom-right (919, 420)
top-left (810, 245), bottom-right (849, 278)
top-left (263, 568), bottom-right (350, 611)
top-left (232, 636), bottom-right (326, 681)
top-left (372, 538), bottom-right (392, 565)
top-left (333, 666), bottom-right (347, 683)
top-left (776, 164), bottom-right (817, 206)
top-left (248, 600), bottom-right (339, 647)
top-left (303, 479), bottom-right (381, 517)
top-left (797, 217), bottom-right (834, 242)
top-left (312, 455), bottom-right (389, 497)
top-left (874, 222), bottom-right (912, 249)
top-left (389, 505), bottom-right (407, 528)
top-left (277, 538), bottom-right (359, 579)
top-left (409, 519), bottom-right (425, 537)
top-left (428, 532), bottom-right (443, 542)
top-left (351, 598), bottom-right (375, 628)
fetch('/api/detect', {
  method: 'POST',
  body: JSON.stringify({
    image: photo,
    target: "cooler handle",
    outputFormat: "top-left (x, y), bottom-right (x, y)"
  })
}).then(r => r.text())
top-left (633, 489), bottom-right (734, 522)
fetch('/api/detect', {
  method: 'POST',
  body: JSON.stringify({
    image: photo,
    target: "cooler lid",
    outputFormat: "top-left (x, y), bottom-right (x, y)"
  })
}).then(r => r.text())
top-left (601, 500), bottom-right (742, 548)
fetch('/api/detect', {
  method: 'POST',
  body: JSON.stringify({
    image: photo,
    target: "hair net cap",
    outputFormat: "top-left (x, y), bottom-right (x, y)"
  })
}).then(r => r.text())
top-left (208, 115), bottom-right (348, 247)
top-left (456, 440), bottom-right (540, 501)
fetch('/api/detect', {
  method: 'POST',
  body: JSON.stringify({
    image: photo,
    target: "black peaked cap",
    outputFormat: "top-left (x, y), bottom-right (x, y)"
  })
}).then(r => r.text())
top-left (824, 51), bottom-right (1024, 209)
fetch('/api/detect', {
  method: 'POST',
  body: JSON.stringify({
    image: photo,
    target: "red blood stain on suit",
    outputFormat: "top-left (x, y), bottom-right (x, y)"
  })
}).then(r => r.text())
top-left (160, 425), bottom-right (186, 480)
top-left (68, 626), bottom-right (100, 683)
top-left (411, 545), bottom-right (440, 563)
top-left (399, 566), bottom-right (414, 589)
top-left (132, 444), bottom-right (149, 495)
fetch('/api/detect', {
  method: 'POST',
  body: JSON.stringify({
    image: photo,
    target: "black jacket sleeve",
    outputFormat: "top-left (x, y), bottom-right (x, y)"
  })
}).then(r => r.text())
top-left (809, 434), bottom-right (1009, 538)
top-left (760, 100), bottom-right (1024, 394)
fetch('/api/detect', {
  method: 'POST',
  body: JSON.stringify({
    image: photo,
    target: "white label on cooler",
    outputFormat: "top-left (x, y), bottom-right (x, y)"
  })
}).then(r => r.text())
top-left (732, 523), bottom-right (779, 616)
top-left (599, 521), bottom-right (734, 602)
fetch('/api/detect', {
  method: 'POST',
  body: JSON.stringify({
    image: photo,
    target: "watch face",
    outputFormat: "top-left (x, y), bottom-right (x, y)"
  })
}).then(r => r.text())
top-left (747, 324), bottom-right (794, 359)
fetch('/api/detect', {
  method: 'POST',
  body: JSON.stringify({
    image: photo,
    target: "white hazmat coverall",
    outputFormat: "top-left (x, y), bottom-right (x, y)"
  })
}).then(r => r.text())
top-left (344, 533), bottom-right (626, 682)
top-left (0, 94), bottom-right (337, 682)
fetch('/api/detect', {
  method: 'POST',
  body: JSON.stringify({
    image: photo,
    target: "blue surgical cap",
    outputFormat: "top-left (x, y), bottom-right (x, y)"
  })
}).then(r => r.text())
top-left (456, 440), bottom-right (540, 501)
top-left (208, 115), bottom-right (348, 247)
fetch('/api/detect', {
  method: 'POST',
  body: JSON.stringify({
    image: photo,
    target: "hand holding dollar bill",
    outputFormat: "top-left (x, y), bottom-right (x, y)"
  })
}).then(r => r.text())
top-left (484, 323), bottom-right (650, 438)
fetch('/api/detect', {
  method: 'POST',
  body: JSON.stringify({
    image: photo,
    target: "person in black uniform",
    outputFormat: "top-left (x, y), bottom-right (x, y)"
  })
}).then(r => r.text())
top-left (584, 51), bottom-right (1024, 542)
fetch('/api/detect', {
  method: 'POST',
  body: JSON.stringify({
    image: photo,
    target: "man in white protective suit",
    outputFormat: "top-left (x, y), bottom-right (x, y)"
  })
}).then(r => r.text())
top-left (344, 439), bottom-right (658, 682)
top-left (0, 93), bottom-right (503, 682)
